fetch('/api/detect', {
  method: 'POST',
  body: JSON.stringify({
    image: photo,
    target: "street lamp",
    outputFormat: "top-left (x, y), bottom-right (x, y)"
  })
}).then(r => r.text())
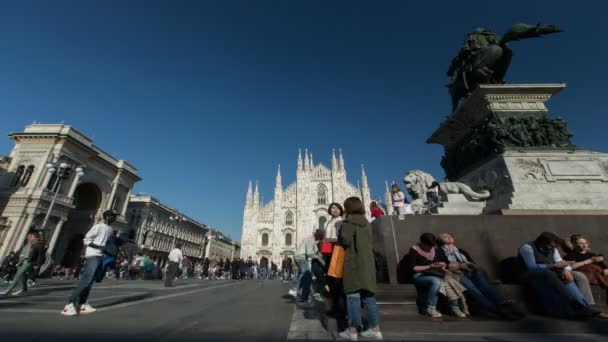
top-left (39, 162), bottom-right (82, 238)
top-left (38, 162), bottom-right (85, 274)
top-left (169, 215), bottom-right (185, 247)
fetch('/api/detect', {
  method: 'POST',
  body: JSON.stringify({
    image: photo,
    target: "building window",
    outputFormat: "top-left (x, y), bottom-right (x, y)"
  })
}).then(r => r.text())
top-left (262, 233), bottom-right (269, 246)
top-left (285, 233), bottom-right (292, 246)
top-left (12, 165), bottom-right (25, 187)
top-left (21, 165), bottom-right (35, 187)
top-left (317, 184), bottom-right (328, 204)
top-left (285, 211), bottom-right (293, 226)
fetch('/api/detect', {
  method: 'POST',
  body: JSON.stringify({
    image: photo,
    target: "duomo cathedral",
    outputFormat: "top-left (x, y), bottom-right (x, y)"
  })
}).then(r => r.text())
top-left (240, 149), bottom-right (371, 264)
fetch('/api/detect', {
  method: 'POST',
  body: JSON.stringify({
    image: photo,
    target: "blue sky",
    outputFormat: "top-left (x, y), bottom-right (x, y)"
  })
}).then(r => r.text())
top-left (1, 1), bottom-right (607, 240)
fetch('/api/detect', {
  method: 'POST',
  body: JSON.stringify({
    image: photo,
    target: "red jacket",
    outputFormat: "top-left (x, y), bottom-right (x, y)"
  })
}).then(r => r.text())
top-left (371, 207), bottom-right (384, 218)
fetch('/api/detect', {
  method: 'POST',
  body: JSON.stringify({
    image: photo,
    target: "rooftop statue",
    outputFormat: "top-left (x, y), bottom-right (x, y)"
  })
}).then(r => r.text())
top-left (447, 23), bottom-right (563, 111)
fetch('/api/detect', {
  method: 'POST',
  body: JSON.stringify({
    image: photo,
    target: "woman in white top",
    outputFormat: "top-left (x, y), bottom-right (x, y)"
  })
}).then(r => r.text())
top-left (391, 184), bottom-right (409, 216)
top-left (324, 203), bottom-right (344, 242)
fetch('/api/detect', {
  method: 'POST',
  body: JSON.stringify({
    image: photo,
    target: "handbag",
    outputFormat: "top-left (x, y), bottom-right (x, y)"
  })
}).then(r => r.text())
top-left (422, 268), bottom-right (445, 278)
top-left (327, 245), bottom-right (345, 278)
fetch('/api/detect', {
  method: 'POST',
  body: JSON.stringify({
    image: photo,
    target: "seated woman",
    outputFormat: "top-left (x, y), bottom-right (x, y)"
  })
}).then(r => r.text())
top-left (437, 233), bottom-right (523, 319)
top-left (518, 232), bottom-right (605, 319)
top-left (565, 235), bottom-right (608, 288)
top-left (404, 233), bottom-right (468, 318)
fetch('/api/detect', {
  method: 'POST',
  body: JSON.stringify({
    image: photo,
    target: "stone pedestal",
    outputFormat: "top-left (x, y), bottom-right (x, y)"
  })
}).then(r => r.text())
top-left (428, 83), bottom-right (608, 213)
top-left (436, 193), bottom-right (485, 215)
top-left (458, 149), bottom-right (608, 213)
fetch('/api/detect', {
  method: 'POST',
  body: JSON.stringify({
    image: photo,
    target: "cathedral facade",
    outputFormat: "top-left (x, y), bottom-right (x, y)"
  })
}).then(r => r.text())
top-left (240, 149), bottom-right (371, 264)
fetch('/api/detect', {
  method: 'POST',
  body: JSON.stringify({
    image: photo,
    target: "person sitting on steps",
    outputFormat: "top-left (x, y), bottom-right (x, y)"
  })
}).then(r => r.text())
top-left (404, 233), bottom-right (469, 318)
top-left (436, 233), bottom-right (524, 320)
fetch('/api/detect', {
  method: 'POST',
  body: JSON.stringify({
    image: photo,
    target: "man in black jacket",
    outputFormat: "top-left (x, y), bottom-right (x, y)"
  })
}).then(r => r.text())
top-left (1, 232), bottom-right (44, 296)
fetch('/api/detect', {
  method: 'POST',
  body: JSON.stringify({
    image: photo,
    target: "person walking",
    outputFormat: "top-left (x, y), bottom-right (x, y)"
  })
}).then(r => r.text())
top-left (165, 243), bottom-right (183, 287)
top-left (338, 197), bottom-right (383, 341)
top-left (1, 232), bottom-right (44, 296)
top-left (61, 210), bottom-right (117, 315)
top-left (289, 229), bottom-right (325, 305)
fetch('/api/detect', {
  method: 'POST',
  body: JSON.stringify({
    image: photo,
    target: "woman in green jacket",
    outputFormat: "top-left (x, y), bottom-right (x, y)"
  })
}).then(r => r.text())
top-left (338, 197), bottom-right (383, 341)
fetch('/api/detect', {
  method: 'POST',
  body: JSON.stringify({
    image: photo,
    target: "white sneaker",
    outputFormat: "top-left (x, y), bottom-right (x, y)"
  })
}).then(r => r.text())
top-left (360, 329), bottom-right (383, 340)
top-left (424, 308), bottom-right (442, 318)
top-left (80, 303), bottom-right (97, 314)
top-left (338, 330), bottom-right (358, 341)
top-left (0, 289), bottom-right (10, 296)
top-left (11, 289), bottom-right (23, 296)
top-left (61, 303), bottom-right (78, 316)
top-left (288, 289), bottom-right (298, 298)
top-left (451, 307), bottom-right (467, 318)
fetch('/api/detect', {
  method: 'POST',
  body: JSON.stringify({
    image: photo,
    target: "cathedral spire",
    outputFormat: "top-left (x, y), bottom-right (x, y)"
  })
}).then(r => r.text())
top-left (276, 164), bottom-right (282, 188)
top-left (253, 180), bottom-right (260, 207)
top-left (332, 148), bottom-right (338, 171)
top-left (304, 148), bottom-right (310, 170)
top-left (246, 180), bottom-right (253, 205)
top-left (309, 151), bottom-right (314, 169)
top-left (297, 149), bottom-right (303, 172)
top-left (361, 164), bottom-right (368, 189)
top-left (339, 148), bottom-right (345, 171)
top-left (385, 180), bottom-right (393, 215)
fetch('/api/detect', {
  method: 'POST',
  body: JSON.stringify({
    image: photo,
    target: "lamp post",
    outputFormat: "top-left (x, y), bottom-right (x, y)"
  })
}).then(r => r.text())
top-left (169, 215), bottom-right (185, 247)
top-left (39, 162), bottom-right (85, 274)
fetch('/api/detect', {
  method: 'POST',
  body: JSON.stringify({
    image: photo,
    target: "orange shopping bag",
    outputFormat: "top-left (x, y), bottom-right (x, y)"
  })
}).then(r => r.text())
top-left (327, 245), bottom-right (345, 279)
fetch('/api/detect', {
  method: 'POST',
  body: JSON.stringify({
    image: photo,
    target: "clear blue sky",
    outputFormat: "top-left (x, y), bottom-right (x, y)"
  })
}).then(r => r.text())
top-left (1, 1), bottom-right (607, 240)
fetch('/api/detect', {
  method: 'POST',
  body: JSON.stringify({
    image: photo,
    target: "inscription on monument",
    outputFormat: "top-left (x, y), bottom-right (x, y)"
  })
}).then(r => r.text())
top-left (540, 159), bottom-right (607, 182)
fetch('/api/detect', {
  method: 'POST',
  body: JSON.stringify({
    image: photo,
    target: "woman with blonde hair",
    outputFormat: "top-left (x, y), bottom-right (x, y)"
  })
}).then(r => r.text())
top-left (565, 235), bottom-right (608, 288)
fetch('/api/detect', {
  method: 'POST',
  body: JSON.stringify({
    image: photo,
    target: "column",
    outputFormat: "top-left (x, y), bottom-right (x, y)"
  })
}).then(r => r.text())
top-left (45, 218), bottom-right (66, 257)
top-left (13, 214), bottom-right (35, 252)
top-left (121, 188), bottom-right (133, 216)
top-left (106, 171), bottom-right (121, 210)
top-left (67, 172), bottom-right (84, 198)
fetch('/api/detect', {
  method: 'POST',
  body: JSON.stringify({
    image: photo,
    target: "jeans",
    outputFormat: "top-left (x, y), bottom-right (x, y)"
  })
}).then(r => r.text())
top-left (295, 257), bottom-right (312, 301)
top-left (564, 281), bottom-right (588, 306)
top-left (346, 290), bottom-right (380, 328)
top-left (460, 271), bottom-right (506, 312)
top-left (5, 261), bottom-right (32, 293)
top-left (413, 273), bottom-right (441, 309)
top-left (69, 256), bottom-right (103, 306)
top-left (165, 262), bottom-right (178, 287)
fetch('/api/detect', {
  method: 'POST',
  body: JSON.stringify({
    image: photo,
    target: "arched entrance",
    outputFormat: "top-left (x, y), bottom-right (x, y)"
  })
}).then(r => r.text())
top-left (54, 183), bottom-right (102, 267)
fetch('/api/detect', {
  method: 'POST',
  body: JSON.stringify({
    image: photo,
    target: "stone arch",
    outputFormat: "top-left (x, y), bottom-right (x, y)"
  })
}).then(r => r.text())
top-left (285, 211), bottom-right (294, 226)
top-left (56, 183), bottom-right (102, 267)
top-left (285, 232), bottom-right (292, 246)
top-left (317, 184), bottom-right (328, 205)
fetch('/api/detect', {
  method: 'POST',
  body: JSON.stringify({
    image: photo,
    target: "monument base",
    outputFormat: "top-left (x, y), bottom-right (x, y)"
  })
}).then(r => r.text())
top-left (457, 149), bottom-right (608, 213)
top-left (436, 193), bottom-right (485, 215)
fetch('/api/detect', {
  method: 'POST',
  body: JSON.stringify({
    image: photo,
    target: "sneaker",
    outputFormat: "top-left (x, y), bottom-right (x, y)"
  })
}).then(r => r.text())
top-left (61, 303), bottom-right (78, 316)
top-left (80, 303), bottom-right (97, 314)
top-left (11, 289), bottom-right (23, 296)
top-left (27, 279), bottom-right (35, 287)
top-left (451, 307), bottom-right (467, 318)
top-left (360, 329), bottom-right (383, 340)
top-left (338, 330), bottom-right (358, 341)
top-left (312, 293), bottom-right (325, 302)
top-left (424, 308), bottom-right (442, 318)
top-left (0, 289), bottom-right (9, 296)
top-left (288, 289), bottom-right (298, 298)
